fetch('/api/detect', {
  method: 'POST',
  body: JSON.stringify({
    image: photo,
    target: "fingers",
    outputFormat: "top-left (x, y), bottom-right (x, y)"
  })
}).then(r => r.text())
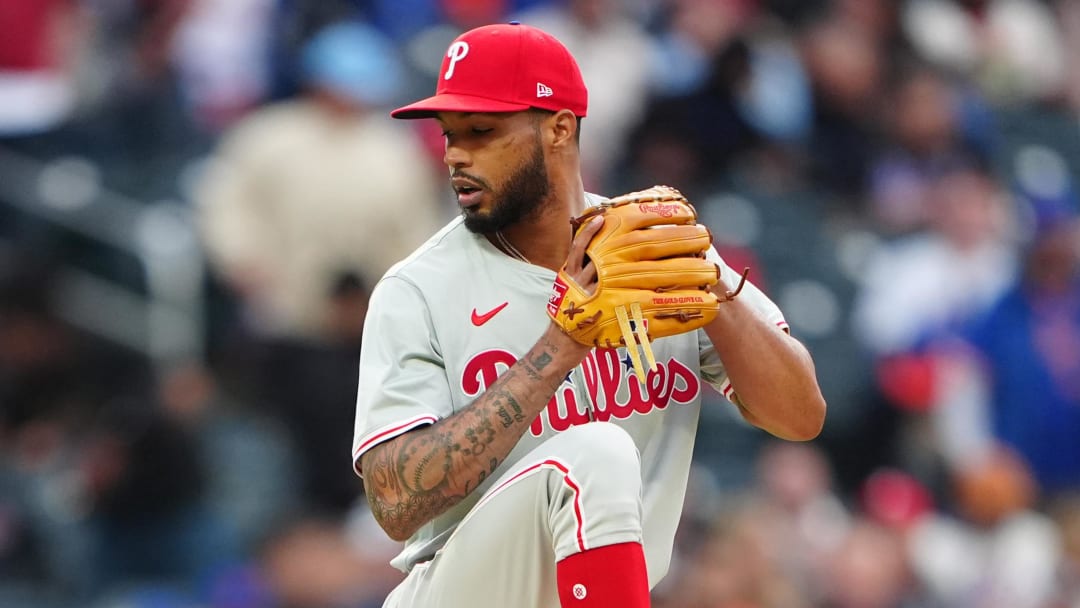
top-left (566, 216), bottom-right (604, 275)
top-left (580, 260), bottom-right (597, 287)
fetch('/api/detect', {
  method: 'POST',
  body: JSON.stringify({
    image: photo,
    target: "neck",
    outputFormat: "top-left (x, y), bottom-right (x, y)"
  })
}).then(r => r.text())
top-left (494, 176), bottom-right (587, 272)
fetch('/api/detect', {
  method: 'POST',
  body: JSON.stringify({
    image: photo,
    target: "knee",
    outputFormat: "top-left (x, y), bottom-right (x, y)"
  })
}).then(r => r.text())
top-left (556, 422), bottom-right (640, 474)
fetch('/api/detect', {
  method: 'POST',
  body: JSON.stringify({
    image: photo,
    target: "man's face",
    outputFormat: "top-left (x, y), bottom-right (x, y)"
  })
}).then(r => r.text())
top-left (437, 111), bottom-right (552, 234)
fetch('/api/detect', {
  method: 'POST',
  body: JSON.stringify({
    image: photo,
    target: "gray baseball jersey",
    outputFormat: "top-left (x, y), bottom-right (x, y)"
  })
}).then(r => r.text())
top-left (352, 193), bottom-right (788, 586)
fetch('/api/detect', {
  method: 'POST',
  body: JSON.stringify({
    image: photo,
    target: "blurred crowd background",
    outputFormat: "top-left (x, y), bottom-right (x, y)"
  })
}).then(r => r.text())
top-left (1, 0), bottom-right (1080, 606)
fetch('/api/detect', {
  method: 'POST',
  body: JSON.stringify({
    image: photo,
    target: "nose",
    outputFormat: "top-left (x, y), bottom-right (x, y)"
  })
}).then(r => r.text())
top-left (443, 142), bottom-right (470, 169)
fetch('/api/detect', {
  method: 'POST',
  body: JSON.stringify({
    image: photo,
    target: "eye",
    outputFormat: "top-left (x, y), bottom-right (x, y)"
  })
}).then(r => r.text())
top-left (441, 129), bottom-right (453, 138)
top-left (472, 127), bottom-right (493, 135)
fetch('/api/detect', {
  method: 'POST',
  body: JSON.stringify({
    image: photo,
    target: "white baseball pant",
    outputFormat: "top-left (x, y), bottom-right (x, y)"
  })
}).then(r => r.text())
top-left (382, 422), bottom-right (645, 608)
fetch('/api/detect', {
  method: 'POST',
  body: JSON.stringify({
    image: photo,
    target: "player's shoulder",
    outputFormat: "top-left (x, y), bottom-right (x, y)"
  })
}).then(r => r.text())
top-left (379, 216), bottom-right (476, 285)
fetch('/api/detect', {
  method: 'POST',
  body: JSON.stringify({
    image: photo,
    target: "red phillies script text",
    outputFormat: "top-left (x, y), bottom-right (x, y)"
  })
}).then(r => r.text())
top-left (462, 348), bottom-right (701, 436)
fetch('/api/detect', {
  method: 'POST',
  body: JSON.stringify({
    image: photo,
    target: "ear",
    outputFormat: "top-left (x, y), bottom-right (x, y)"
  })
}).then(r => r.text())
top-left (547, 109), bottom-right (579, 150)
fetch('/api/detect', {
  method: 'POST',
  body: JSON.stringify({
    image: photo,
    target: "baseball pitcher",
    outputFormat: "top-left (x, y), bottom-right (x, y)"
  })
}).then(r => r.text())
top-left (352, 22), bottom-right (826, 608)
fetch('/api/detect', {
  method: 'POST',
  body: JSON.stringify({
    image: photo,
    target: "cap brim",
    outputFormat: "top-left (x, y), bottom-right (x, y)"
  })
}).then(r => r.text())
top-left (390, 93), bottom-right (531, 119)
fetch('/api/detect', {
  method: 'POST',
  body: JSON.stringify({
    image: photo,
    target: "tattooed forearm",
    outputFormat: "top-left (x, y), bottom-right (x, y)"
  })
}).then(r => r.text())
top-left (505, 391), bottom-right (525, 424)
top-left (521, 350), bottom-right (569, 395)
top-left (530, 351), bottom-right (553, 371)
top-left (362, 379), bottom-right (524, 540)
top-left (520, 358), bottom-right (544, 382)
top-left (361, 329), bottom-right (590, 541)
top-left (494, 392), bottom-right (527, 429)
top-left (364, 442), bottom-right (463, 540)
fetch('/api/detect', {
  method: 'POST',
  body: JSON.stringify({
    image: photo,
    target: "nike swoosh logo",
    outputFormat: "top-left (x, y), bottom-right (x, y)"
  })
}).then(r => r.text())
top-left (471, 302), bottom-right (509, 326)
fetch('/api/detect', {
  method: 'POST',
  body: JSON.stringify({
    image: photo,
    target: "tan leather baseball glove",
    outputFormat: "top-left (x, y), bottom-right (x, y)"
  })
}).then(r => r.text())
top-left (547, 186), bottom-right (722, 382)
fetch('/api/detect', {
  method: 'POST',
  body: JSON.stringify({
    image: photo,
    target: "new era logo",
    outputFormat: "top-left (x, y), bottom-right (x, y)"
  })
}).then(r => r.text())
top-left (537, 82), bottom-right (553, 98)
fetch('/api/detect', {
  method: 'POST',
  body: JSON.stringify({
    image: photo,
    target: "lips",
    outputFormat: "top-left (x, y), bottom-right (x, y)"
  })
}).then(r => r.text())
top-left (452, 177), bottom-right (484, 207)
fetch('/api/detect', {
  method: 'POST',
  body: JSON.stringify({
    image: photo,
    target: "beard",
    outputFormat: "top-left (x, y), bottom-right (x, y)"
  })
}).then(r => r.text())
top-left (460, 138), bottom-right (551, 234)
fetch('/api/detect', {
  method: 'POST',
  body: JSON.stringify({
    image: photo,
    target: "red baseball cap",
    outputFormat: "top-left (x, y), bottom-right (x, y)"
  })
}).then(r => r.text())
top-left (390, 22), bottom-right (588, 119)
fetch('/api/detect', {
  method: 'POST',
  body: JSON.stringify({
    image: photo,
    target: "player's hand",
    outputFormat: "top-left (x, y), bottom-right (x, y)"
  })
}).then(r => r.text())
top-left (547, 186), bottom-right (721, 382)
top-left (562, 216), bottom-right (603, 296)
top-left (540, 216), bottom-right (606, 361)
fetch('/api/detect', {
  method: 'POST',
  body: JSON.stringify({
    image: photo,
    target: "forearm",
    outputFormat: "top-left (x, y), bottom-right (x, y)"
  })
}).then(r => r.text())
top-left (704, 296), bottom-right (826, 441)
top-left (361, 326), bottom-right (589, 541)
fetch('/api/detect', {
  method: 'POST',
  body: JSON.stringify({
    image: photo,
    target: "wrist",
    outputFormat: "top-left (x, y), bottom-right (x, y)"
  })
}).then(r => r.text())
top-left (542, 322), bottom-right (594, 368)
top-left (709, 266), bottom-right (750, 304)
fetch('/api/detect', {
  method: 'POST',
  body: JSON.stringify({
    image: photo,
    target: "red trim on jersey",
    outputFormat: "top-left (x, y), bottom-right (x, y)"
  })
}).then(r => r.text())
top-left (477, 458), bottom-right (587, 552)
top-left (352, 415), bottom-right (439, 477)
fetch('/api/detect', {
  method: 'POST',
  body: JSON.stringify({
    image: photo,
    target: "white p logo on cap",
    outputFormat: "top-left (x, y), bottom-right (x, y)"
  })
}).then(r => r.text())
top-left (444, 41), bottom-right (470, 80)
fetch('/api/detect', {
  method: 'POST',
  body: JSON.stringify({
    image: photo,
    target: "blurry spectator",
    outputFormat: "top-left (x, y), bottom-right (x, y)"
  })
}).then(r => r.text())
top-left (852, 160), bottom-right (1017, 410)
top-left (368, 0), bottom-right (444, 43)
top-left (254, 512), bottom-right (403, 608)
top-left (906, 447), bottom-right (1062, 608)
top-left (868, 63), bottom-right (989, 234)
top-left (731, 22), bottom-right (812, 148)
top-left (849, 160), bottom-right (1017, 489)
top-left (798, 7), bottom-right (885, 200)
top-left (657, 501), bottom-right (811, 608)
top-left (237, 287), bottom-right (375, 512)
top-left (0, 0), bottom-right (88, 137)
top-left (267, 0), bottom-right (373, 100)
top-left (197, 21), bottom-right (445, 513)
top-left (158, 361), bottom-right (301, 554)
top-left (901, 0), bottom-right (1068, 106)
top-left (80, 394), bottom-right (233, 594)
top-left (830, 0), bottom-right (902, 48)
top-left (1050, 494), bottom-right (1080, 604)
top-left (44, 0), bottom-right (204, 198)
top-left (749, 441), bottom-right (852, 605)
top-left (654, 443), bottom-right (851, 608)
top-left (1064, 0), bottom-right (1080, 114)
top-left (517, 0), bottom-right (651, 190)
top-left (933, 195), bottom-right (1080, 496)
top-left (822, 518), bottom-right (921, 608)
top-left (441, 0), bottom-right (510, 30)
top-left (646, 0), bottom-right (759, 97)
top-left (171, 0), bottom-right (278, 131)
top-left (198, 20), bottom-right (442, 342)
top-left (0, 260), bottom-right (99, 599)
top-left (620, 0), bottom-right (764, 195)
top-left (860, 468), bottom-right (935, 532)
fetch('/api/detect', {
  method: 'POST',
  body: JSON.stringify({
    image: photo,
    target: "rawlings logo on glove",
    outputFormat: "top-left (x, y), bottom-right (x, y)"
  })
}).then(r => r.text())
top-left (548, 185), bottom-right (728, 383)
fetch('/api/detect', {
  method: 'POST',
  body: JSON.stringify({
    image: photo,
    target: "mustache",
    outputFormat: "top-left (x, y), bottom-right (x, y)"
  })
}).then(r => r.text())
top-left (450, 170), bottom-right (490, 190)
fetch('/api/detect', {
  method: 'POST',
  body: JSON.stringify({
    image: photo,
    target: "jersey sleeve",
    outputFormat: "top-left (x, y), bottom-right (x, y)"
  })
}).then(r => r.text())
top-left (352, 275), bottom-right (452, 477)
top-left (698, 247), bottom-right (789, 403)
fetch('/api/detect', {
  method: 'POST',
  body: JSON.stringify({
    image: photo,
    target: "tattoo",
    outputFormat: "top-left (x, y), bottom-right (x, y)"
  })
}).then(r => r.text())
top-left (461, 417), bottom-right (496, 456)
top-left (363, 380), bottom-right (529, 539)
top-left (496, 407), bottom-right (514, 428)
top-left (364, 437), bottom-right (462, 540)
top-left (363, 343), bottom-right (574, 540)
top-left (531, 351), bottom-right (553, 371)
top-left (521, 358), bottom-right (543, 382)
top-left (505, 391), bottom-right (526, 423)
